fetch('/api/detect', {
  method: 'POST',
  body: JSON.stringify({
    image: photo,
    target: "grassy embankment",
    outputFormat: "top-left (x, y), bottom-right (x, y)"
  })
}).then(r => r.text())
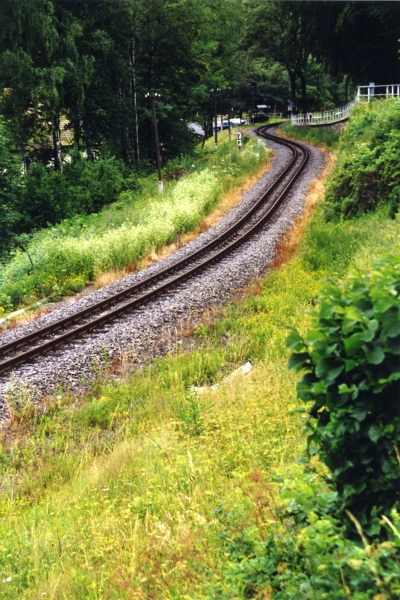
top-left (0, 103), bottom-right (399, 597)
top-left (280, 120), bottom-right (340, 148)
top-left (0, 128), bottom-right (272, 316)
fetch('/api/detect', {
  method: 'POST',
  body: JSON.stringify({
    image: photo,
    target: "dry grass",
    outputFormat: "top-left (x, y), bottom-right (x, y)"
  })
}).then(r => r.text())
top-left (95, 160), bottom-right (274, 288)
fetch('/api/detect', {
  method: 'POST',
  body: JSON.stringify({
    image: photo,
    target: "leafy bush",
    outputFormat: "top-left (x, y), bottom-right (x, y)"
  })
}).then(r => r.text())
top-left (324, 99), bottom-right (400, 220)
top-left (214, 470), bottom-right (400, 599)
top-left (15, 152), bottom-right (128, 232)
top-left (0, 116), bottom-right (23, 259)
top-left (287, 253), bottom-right (400, 536)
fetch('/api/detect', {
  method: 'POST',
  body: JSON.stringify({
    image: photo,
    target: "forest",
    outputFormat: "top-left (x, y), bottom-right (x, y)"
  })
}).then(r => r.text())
top-left (0, 0), bottom-right (400, 258)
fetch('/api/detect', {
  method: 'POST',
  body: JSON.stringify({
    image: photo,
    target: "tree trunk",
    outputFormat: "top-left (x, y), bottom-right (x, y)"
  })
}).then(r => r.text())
top-left (119, 80), bottom-right (134, 165)
top-left (129, 38), bottom-right (140, 163)
top-left (202, 102), bottom-right (214, 149)
top-left (52, 112), bottom-right (63, 173)
top-left (288, 70), bottom-right (297, 112)
top-left (299, 70), bottom-right (308, 113)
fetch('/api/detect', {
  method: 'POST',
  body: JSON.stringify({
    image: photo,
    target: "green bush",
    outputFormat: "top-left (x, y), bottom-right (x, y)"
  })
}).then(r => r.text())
top-left (214, 471), bottom-right (400, 599)
top-left (0, 116), bottom-right (22, 259)
top-left (15, 152), bottom-right (127, 232)
top-left (287, 253), bottom-right (400, 536)
top-left (324, 100), bottom-right (400, 220)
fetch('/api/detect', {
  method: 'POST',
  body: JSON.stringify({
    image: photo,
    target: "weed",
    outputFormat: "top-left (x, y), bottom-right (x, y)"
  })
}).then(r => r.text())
top-left (5, 374), bottom-right (36, 422)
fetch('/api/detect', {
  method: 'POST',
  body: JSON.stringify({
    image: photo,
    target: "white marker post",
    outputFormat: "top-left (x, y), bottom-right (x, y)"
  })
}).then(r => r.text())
top-left (237, 130), bottom-right (242, 151)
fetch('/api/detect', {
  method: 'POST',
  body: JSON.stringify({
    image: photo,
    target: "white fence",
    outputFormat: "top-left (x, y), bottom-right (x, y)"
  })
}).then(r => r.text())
top-left (291, 99), bottom-right (357, 126)
top-left (357, 84), bottom-right (400, 101)
top-left (291, 83), bottom-right (400, 126)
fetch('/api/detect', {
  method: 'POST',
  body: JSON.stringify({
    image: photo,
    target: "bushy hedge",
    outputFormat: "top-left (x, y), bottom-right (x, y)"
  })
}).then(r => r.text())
top-left (324, 99), bottom-right (400, 220)
top-left (214, 472), bottom-right (400, 599)
top-left (287, 253), bottom-right (400, 536)
top-left (15, 152), bottom-right (127, 232)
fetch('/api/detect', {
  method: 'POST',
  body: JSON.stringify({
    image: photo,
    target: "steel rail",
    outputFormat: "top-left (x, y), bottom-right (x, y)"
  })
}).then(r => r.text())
top-left (0, 125), bottom-right (309, 375)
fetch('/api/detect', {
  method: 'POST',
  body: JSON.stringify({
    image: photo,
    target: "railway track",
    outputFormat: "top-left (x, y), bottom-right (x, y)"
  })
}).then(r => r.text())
top-left (0, 124), bottom-right (309, 377)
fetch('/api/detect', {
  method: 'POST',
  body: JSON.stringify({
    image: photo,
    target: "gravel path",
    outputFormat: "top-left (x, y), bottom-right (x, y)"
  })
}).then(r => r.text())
top-left (0, 129), bottom-right (326, 418)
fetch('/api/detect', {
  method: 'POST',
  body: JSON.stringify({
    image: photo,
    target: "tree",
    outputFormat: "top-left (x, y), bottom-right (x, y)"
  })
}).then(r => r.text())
top-left (0, 117), bottom-right (23, 258)
top-left (245, 0), bottom-right (312, 112)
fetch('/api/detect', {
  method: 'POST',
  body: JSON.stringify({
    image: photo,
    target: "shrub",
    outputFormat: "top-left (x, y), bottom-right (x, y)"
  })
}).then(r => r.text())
top-left (286, 253), bottom-right (400, 536)
top-left (214, 471), bottom-right (400, 599)
top-left (15, 152), bottom-right (127, 232)
top-left (0, 116), bottom-right (22, 259)
top-left (324, 100), bottom-right (400, 220)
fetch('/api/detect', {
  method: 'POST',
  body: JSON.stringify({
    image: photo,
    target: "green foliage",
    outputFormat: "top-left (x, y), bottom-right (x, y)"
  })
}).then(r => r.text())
top-left (214, 471), bottom-right (400, 599)
top-left (0, 138), bottom-right (267, 309)
top-left (325, 100), bottom-right (400, 220)
top-left (287, 253), bottom-right (400, 536)
top-left (15, 152), bottom-right (127, 232)
top-left (0, 116), bottom-right (23, 259)
top-left (281, 123), bottom-right (339, 149)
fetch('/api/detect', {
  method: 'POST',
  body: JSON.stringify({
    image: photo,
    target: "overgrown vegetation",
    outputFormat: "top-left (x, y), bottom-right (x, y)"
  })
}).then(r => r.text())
top-left (0, 134), bottom-right (267, 311)
top-left (325, 99), bottom-right (400, 219)
top-left (288, 253), bottom-right (400, 538)
top-left (281, 121), bottom-right (340, 148)
top-left (1, 95), bottom-right (400, 598)
top-left (15, 152), bottom-right (129, 232)
top-left (0, 196), bottom-right (399, 596)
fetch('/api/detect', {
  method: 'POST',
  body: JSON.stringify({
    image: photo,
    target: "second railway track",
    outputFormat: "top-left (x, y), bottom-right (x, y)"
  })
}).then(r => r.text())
top-left (0, 124), bottom-right (310, 377)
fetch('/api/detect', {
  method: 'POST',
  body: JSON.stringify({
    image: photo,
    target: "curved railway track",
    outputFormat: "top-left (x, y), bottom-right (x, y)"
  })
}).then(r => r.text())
top-left (0, 124), bottom-right (309, 376)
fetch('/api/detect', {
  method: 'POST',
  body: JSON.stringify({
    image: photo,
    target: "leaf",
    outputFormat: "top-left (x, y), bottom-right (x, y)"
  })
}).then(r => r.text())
top-left (285, 329), bottom-right (304, 351)
top-left (344, 333), bottom-right (364, 356)
top-left (288, 352), bottom-right (309, 371)
top-left (304, 330), bottom-right (326, 345)
top-left (353, 407), bottom-right (367, 422)
top-left (368, 425), bottom-right (383, 442)
top-left (364, 345), bottom-right (385, 365)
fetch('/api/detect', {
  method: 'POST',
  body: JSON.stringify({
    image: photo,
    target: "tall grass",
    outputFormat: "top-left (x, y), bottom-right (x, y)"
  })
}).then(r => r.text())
top-left (0, 136), bottom-right (268, 311)
top-left (0, 198), bottom-right (399, 597)
top-left (281, 121), bottom-right (340, 148)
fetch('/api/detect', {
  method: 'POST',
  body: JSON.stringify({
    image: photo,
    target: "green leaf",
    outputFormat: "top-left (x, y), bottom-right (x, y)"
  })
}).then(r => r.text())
top-left (368, 425), bottom-right (382, 442)
top-left (364, 345), bottom-right (385, 365)
top-left (288, 352), bottom-right (310, 371)
top-left (304, 330), bottom-right (326, 345)
top-left (344, 333), bottom-right (364, 356)
top-left (285, 329), bottom-right (304, 351)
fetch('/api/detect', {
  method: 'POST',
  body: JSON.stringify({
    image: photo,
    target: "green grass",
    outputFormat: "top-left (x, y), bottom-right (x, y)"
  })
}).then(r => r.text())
top-left (280, 121), bottom-right (340, 148)
top-left (0, 134), bottom-right (269, 313)
top-left (0, 196), bottom-right (399, 597)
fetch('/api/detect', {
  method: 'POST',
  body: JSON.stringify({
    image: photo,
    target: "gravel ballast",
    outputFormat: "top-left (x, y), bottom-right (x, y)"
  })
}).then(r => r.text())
top-left (0, 129), bottom-right (326, 418)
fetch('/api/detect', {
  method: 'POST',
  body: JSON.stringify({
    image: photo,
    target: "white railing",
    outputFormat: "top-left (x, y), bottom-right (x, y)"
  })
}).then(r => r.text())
top-left (291, 99), bottom-right (357, 126)
top-left (291, 83), bottom-right (400, 127)
top-left (357, 84), bottom-right (400, 100)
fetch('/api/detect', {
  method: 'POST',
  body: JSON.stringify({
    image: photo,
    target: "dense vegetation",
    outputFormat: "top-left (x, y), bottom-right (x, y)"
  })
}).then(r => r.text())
top-left (0, 0), bottom-right (400, 595)
top-left (325, 99), bottom-right (400, 219)
top-left (0, 132), bottom-right (268, 312)
top-left (0, 0), bottom-right (398, 259)
top-left (0, 99), bottom-right (400, 596)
